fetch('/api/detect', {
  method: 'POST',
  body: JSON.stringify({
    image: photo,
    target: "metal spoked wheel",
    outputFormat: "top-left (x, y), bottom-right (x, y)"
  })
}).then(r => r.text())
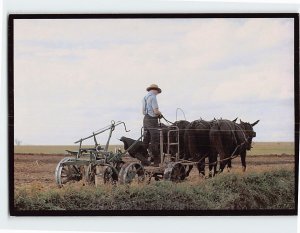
top-left (55, 157), bottom-right (83, 187)
top-left (85, 164), bottom-right (118, 186)
top-left (118, 162), bottom-right (145, 184)
top-left (95, 165), bottom-right (118, 186)
top-left (163, 162), bottom-right (186, 182)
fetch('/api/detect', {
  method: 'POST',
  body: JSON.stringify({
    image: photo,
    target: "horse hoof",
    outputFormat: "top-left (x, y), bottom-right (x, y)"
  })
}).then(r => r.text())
top-left (217, 170), bottom-right (223, 175)
top-left (199, 173), bottom-right (205, 178)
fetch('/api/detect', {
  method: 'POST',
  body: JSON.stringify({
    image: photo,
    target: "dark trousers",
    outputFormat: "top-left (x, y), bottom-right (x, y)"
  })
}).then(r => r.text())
top-left (143, 115), bottom-right (160, 158)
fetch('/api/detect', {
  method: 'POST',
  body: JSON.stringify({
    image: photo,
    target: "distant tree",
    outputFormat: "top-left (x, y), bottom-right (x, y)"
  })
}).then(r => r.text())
top-left (14, 139), bottom-right (22, 145)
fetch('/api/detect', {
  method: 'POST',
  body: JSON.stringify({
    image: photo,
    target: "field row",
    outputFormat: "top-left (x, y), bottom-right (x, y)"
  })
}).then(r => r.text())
top-left (14, 153), bottom-right (295, 188)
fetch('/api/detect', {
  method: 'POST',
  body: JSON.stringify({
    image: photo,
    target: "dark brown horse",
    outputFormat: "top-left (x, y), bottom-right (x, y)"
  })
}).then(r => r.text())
top-left (209, 119), bottom-right (259, 173)
top-left (183, 118), bottom-right (238, 177)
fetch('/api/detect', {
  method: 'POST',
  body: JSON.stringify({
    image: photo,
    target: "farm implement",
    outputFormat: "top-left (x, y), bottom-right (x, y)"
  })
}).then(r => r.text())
top-left (55, 120), bottom-right (191, 187)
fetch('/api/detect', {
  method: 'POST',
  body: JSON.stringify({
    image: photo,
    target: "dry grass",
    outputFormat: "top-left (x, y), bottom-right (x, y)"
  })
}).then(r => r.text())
top-left (14, 169), bottom-right (295, 211)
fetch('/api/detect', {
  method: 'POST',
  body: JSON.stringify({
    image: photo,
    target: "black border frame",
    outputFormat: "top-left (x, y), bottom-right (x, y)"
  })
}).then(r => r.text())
top-left (8, 13), bottom-right (299, 216)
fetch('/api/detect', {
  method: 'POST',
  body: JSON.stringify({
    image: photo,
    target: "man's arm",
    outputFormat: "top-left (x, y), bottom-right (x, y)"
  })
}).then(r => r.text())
top-left (152, 96), bottom-right (162, 116)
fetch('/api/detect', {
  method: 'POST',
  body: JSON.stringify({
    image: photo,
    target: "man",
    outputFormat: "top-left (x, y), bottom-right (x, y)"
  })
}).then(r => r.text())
top-left (142, 84), bottom-right (163, 166)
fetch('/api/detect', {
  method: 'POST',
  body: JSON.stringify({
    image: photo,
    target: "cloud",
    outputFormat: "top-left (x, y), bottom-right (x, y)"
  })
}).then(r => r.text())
top-left (13, 18), bottom-right (295, 144)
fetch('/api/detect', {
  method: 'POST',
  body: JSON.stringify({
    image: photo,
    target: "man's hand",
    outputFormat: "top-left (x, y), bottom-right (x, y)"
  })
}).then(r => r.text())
top-left (154, 108), bottom-right (162, 117)
top-left (158, 114), bottom-right (163, 119)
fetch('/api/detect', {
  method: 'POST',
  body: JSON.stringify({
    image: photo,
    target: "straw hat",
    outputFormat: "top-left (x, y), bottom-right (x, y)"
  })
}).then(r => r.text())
top-left (146, 84), bottom-right (162, 93)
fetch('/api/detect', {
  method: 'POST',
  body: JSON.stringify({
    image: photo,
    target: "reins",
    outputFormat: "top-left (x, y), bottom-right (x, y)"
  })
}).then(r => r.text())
top-left (160, 115), bottom-right (174, 125)
top-left (177, 147), bottom-right (241, 166)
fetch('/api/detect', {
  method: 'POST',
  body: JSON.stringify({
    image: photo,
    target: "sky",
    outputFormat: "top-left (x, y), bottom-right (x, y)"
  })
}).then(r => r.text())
top-left (14, 18), bottom-right (295, 145)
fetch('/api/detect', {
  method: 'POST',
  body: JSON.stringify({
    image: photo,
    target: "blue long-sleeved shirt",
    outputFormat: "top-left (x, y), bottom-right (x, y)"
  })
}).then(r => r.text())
top-left (142, 91), bottom-right (159, 117)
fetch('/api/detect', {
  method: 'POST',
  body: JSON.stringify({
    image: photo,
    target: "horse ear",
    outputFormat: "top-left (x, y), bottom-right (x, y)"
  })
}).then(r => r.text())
top-left (239, 119), bottom-right (243, 124)
top-left (251, 120), bottom-right (260, 126)
top-left (232, 117), bottom-right (238, 123)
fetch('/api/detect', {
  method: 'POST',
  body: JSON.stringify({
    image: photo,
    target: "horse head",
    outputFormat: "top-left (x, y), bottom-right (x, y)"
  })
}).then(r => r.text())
top-left (239, 119), bottom-right (260, 150)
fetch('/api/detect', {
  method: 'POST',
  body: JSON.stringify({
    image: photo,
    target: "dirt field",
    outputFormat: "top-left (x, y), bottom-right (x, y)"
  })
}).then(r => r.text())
top-left (14, 150), bottom-right (295, 189)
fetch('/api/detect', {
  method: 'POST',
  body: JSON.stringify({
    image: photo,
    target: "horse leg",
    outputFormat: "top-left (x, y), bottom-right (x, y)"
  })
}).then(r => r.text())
top-left (218, 151), bottom-right (230, 174)
top-left (213, 151), bottom-right (218, 176)
top-left (210, 128), bottom-right (226, 175)
top-left (207, 146), bottom-right (218, 177)
top-left (208, 152), bottom-right (216, 177)
top-left (241, 151), bottom-right (246, 172)
top-left (214, 162), bottom-right (217, 176)
top-left (227, 159), bottom-right (232, 172)
top-left (197, 155), bottom-right (205, 177)
top-left (185, 165), bottom-right (193, 177)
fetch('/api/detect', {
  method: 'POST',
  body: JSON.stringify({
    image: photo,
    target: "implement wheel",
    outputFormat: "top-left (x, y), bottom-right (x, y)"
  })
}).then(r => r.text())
top-left (85, 164), bottom-right (118, 186)
top-left (55, 157), bottom-right (83, 187)
top-left (163, 162), bottom-right (186, 182)
top-left (118, 162), bottom-right (145, 184)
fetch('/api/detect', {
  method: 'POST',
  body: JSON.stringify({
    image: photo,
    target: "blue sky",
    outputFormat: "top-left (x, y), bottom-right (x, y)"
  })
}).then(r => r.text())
top-left (14, 18), bottom-right (294, 145)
